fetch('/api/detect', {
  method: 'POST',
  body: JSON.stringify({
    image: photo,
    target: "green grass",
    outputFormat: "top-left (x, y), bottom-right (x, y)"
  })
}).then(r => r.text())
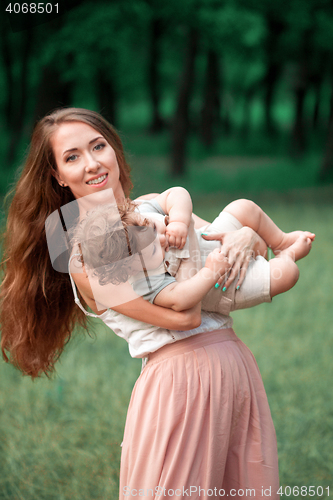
top-left (0, 327), bottom-right (141, 500)
top-left (1, 189), bottom-right (332, 499)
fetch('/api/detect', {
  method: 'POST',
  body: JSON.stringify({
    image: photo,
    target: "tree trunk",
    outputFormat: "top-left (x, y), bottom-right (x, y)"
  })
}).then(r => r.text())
top-left (263, 19), bottom-right (284, 135)
top-left (319, 85), bottom-right (333, 181)
top-left (97, 68), bottom-right (117, 126)
top-left (291, 82), bottom-right (307, 157)
top-left (170, 28), bottom-right (198, 177)
top-left (0, 18), bottom-right (15, 130)
top-left (312, 79), bottom-right (322, 130)
top-left (241, 88), bottom-right (255, 140)
top-left (264, 61), bottom-right (280, 135)
top-left (33, 65), bottom-right (72, 122)
top-left (328, 82), bottom-right (333, 127)
top-left (7, 28), bottom-right (34, 165)
top-left (223, 96), bottom-right (232, 136)
top-left (148, 17), bottom-right (165, 133)
top-left (200, 49), bottom-right (221, 147)
top-left (290, 34), bottom-right (311, 158)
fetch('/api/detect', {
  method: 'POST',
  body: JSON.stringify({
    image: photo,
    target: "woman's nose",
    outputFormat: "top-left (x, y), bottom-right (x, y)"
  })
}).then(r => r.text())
top-left (85, 154), bottom-right (100, 172)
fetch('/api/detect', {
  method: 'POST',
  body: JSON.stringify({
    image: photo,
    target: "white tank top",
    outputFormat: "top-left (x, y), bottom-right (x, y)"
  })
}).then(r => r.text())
top-left (68, 253), bottom-right (233, 359)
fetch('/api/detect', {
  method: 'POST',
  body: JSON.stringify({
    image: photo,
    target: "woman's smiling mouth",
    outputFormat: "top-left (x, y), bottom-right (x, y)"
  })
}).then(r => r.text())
top-left (86, 173), bottom-right (108, 185)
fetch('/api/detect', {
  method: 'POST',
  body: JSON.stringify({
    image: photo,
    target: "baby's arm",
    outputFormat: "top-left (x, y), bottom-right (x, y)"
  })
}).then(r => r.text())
top-left (154, 187), bottom-right (193, 249)
top-left (154, 249), bottom-right (230, 311)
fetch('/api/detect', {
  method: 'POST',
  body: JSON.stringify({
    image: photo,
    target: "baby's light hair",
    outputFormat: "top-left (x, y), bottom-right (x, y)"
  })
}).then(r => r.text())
top-left (73, 199), bottom-right (151, 285)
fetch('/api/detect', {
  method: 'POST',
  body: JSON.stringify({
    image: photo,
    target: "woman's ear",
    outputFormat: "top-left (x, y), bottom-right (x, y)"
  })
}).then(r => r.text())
top-left (52, 170), bottom-right (67, 188)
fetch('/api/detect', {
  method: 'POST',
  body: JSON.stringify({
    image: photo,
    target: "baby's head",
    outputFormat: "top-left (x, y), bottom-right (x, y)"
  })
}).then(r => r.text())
top-left (73, 199), bottom-right (165, 285)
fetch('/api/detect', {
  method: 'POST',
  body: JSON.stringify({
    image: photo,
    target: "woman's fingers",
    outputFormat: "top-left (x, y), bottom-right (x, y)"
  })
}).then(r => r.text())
top-left (204, 227), bottom-right (259, 290)
top-left (216, 247), bottom-right (253, 289)
top-left (226, 259), bottom-right (249, 289)
top-left (201, 232), bottom-right (225, 242)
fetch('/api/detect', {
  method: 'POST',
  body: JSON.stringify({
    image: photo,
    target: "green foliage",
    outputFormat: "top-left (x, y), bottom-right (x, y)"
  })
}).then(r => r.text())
top-left (198, 2), bottom-right (267, 52)
top-left (2, 0), bottom-right (333, 175)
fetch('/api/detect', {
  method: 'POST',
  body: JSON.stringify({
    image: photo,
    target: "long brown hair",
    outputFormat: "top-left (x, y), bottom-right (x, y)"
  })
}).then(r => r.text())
top-left (0, 108), bottom-right (133, 378)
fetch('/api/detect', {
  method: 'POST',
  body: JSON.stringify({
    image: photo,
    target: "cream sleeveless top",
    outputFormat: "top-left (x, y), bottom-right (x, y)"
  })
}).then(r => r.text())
top-left (68, 252), bottom-right (233, 359)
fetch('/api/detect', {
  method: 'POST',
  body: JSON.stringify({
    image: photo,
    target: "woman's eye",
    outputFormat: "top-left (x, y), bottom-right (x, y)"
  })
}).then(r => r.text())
top-left (66, 154), bottom-right (78, 162)
top-left (94, 143), bottom-right (105, 151)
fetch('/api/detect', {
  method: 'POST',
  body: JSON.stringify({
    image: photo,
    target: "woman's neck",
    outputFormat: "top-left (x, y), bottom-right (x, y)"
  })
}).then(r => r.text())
top-left (76, 186), bottom-right (126, 218)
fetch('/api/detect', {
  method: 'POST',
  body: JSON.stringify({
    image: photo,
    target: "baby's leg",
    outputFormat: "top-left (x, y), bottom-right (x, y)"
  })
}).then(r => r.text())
top-left (231, 234), bottom-right (312, 311)
top-left (222, 199), bottom-right (315, 254)
top-left (269, 259), bottom-right (299, 297)
top-left (229, 253), bottom-right (297, 312)
top-left (204, 210), bottom-right (244, 233)
top-left (269, 234), bottom-right (312, 297)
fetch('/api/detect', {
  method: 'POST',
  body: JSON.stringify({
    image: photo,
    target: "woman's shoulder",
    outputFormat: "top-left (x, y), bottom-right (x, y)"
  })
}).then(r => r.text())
top-left (69, 247), bottom-right (108, 315)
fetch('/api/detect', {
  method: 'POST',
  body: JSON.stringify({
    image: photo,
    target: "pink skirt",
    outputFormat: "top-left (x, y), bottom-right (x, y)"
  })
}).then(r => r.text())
top-left (119, 329), bottom-right (279, 500)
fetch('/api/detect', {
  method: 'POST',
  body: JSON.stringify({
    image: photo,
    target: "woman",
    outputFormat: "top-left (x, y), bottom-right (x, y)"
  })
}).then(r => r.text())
top-left (0, 108), bottom-right (279, 499)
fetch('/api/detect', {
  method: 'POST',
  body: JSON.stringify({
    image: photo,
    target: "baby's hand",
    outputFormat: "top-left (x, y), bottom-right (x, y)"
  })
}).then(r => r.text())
top-left (166, 221), bottom-right (188, 249)
top-left (205, 248), bottom-right (231, 279)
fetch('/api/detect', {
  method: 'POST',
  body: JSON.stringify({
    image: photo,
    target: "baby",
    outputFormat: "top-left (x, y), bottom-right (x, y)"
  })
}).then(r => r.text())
top-left (74, 187), bottom-right (315, 315)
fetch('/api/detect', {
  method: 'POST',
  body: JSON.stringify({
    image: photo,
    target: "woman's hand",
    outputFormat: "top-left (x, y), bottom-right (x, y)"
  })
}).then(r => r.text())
top-left (201, 227), bottom-right (266, 289)
top-left (204, 248), bottom-right (231, 279)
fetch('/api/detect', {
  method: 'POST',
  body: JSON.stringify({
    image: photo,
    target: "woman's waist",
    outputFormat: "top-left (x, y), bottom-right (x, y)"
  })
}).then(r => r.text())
top-left (147, 328), bottom-right (237, 364)
top-left (102, 308), bottom-right (232, 359)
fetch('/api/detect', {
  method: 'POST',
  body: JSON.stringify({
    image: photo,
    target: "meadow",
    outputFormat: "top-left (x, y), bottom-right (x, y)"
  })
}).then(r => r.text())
top-left (0, 167), bottom-right (332, 499)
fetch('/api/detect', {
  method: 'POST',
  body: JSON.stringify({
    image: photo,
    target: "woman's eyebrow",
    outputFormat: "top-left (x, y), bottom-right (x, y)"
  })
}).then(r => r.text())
top-left (62, 137), bottom-right (104, 156)
top-left (63, 147), bottom-right (78, 156)
top-left (89, 136), bottom-right (104, 144)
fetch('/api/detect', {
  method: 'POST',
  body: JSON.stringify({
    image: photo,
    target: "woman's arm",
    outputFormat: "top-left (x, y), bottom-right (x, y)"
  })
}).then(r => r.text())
top-left (112, 296), bottom-right (201, 330)
top-left (71, 264), bottom-right (201, 331)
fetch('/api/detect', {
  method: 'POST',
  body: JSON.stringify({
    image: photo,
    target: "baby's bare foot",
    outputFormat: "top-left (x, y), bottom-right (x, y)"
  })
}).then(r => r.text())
top-left (278, 234), bottom-right (313, 261)
top-left (276, 230), bottom-right (315, 252)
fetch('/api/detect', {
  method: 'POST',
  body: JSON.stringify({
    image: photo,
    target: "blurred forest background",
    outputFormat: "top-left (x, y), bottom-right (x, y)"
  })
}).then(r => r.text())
top-left (1, 0), bottom-right (333, 193)
top-left (1, 1), bottom-right (333, 499)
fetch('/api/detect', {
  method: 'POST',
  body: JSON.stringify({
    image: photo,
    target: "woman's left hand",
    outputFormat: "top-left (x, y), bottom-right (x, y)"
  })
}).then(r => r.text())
top-left (201, 227), bottom-right (266, 289)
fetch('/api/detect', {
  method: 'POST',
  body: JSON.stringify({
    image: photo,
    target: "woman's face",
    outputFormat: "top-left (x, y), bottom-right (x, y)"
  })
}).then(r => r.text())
top-left (51, 121), bottom-right (124, 201)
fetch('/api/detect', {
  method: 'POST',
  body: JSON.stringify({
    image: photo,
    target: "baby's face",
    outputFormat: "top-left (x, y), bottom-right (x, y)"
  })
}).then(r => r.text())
top-left (129, 214), bottom-right (168, 273)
